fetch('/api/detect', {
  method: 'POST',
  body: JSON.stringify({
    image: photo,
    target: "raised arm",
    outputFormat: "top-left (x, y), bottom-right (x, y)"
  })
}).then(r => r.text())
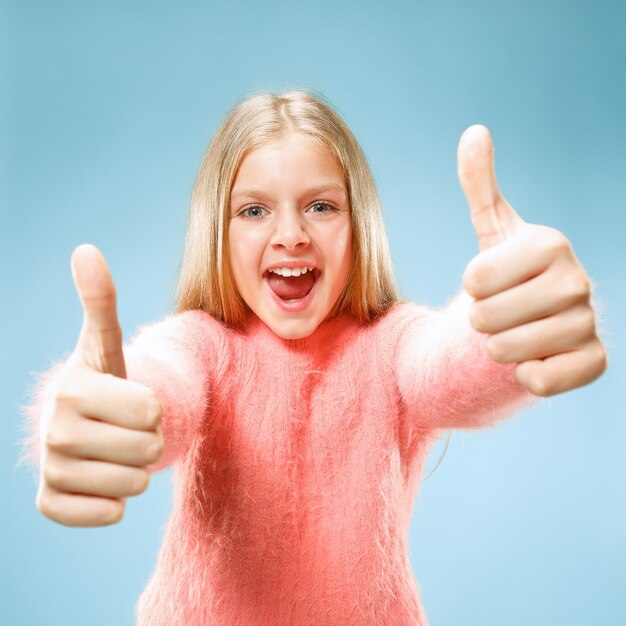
top-left (17, 245), bottom-right (218, 526)
top-left (122, 308), bottom-right (216, 474)
top-left (395, 125), bottom-right (607, 430)
top-left (395, 289), bottom-right (537, 430)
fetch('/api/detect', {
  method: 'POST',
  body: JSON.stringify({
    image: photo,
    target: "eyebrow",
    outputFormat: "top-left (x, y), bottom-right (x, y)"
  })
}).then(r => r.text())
top-left (230, 182), bottom-right (348, 200)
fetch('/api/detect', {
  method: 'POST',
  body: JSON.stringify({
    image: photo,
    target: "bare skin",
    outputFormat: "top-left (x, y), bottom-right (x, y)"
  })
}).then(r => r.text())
top-left (35, 244), bottom-right (164, 527)
top-left (458, 125), bottom-right (607, 396)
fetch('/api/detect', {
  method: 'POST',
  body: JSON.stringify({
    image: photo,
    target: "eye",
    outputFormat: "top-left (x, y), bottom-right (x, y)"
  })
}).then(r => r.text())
top-left (239, 205), bottom-right (267, 219)
top-left (307, 201), bottom-right (336, 215)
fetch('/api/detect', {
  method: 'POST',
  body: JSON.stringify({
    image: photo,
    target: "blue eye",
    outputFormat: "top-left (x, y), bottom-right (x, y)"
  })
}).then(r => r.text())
top-left (240, 205), bottom-right (266, 219)
top-left (237, 201), bottom-right (337, 219)
top-left (308, 202), bottom-right (335, 214)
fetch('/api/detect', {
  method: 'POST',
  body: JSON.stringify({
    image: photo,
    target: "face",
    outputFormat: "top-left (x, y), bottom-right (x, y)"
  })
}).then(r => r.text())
top-left (228, 132), bottom-right (352, 339)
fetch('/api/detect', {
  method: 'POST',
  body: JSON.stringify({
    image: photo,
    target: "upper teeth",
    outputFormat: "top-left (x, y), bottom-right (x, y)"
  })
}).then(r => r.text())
top-left (268, 267), bottom-right (314, 277)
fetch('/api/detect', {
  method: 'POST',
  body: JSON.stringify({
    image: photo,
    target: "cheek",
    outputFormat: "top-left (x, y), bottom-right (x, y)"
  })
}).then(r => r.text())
top-left (320, 224), bottom-right (352, 296)
top-left (228, 228), bottom-right (266, 291)
top-left (228, 230), bottom-right (248, 284)
top-left (337, 224), bottom-right (353, 274)
top-left (229, 224), bottom-right (250, 258)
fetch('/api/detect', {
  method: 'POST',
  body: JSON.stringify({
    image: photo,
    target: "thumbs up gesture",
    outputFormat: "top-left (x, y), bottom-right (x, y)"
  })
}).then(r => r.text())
top-left (36, 244), bottom-right (164, 526)
top-left (458, 126), bottom-right (607, 396)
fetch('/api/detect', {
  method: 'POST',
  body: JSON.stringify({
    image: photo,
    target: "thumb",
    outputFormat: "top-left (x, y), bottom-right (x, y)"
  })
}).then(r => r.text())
top-left (457, 124), bottom-right (525, 252)
top-left (71, 244), bottom-right (127, 378)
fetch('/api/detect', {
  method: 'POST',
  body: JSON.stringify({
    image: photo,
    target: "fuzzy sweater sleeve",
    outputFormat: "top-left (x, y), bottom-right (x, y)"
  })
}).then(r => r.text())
top-left (122, 309), bottom-right (222, 473)
top-left (17, 309), bottom-right (223, 479)
top-left (394, 288), bottom-right (538, 430)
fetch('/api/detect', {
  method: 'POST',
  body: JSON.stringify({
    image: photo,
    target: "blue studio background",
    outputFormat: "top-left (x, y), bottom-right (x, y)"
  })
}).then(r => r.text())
top-left (2, 1), bottom-right (625, 625)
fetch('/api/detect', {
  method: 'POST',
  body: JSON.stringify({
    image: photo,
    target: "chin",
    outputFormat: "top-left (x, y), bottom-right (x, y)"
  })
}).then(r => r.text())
top-left (265, 315), bottom-right (321, 340)
top-left (271, 323), bottom-right (317, 340)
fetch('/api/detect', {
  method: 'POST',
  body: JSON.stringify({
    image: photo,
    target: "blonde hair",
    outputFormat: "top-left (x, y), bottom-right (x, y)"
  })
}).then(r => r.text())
top-left (174, 89), bottom-right (400, 326)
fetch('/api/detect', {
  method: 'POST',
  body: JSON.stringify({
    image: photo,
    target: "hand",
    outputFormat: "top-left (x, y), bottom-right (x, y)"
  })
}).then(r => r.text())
top-left (458, 125), bottom-right (607, 397)
top-left (36, 244), bottom-right (164, 527)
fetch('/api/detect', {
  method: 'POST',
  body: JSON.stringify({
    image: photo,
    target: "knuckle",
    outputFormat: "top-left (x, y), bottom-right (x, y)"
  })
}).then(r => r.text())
top-left (576, 306), bottom-right (596, 338)
top-left (90, 501), bottom-right (126, 527)
top-left (464, 264), bottom-right (488, 297)
top-left (95, 500), bottom-right (125, 526)
top-left (566, 273), bottom-right (592, 303)
top-left (146, 434), bottom-right (164, 464)
top-left (144, 395), bottom-right (163, 430)
top-left (592, 343), bottom-right (609, 378)
top-left (528, 375), bottom-right (554, 397)
top-left (106, 501), bottom-right (125, 525)
top-left (137, 434), bottom-right (162, 465)
top-left (43, 421), bottom-right (74, 453)
top-left (35, 489), bottom-right (56, 520)
top-left (54, 378), bottom-right (84, 407)
top-left (469, 302), bottom-right (489, 332)
top-left (542, 228), bottom-right (571, 257)
top-left (42, 459), bottom-right (67, 489)
top-left (36, 488), bottom-right (69, 525)
top-left (517, 363), bottom-right (553, 397)
top-left (130, 469), bottom-right (150, 495)
top-left (486, 335), bottom-right (508, 363)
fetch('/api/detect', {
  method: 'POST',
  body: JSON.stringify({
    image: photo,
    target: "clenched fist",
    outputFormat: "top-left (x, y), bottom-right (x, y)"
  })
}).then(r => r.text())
top-left (458, 126), bottom-right (607, 396)
top-left (36, 244), bottom-right (164, 527)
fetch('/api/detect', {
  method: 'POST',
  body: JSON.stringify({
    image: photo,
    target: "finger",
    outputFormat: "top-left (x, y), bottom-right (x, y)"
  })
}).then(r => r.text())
top-left (46, 415), bottom-right (164, 467)
top-left (71, 244), bottom-right (127, 378)
top-left (463, 225), bottom-right (553, 299)
top-left (485, 304), bottom-right (597, 364)
top-left (56, 368), bottom-right (162, 432)
top-left (36, 484), bottom-right (125, 527)
top-left (43, 450), bottom-right (150, 498)
top-left (457, 125), bottom-right (525, 252)
top-left (468, 263), bottom-right (586, 334)
top-left (515, 339), bottom-right (608, 397)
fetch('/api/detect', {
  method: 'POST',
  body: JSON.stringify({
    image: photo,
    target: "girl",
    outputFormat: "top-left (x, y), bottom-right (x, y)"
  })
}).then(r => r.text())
top-left (20, 90), bottom-right (606, 625)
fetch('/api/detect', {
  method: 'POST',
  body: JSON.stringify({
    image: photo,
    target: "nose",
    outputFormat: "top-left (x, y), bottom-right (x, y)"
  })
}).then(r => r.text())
top-left (270, 209), bottom-right (311, 250)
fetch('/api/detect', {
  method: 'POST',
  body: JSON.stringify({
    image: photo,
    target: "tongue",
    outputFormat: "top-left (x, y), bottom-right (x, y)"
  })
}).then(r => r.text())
top-left (267, 272), bottom-right (316, 300)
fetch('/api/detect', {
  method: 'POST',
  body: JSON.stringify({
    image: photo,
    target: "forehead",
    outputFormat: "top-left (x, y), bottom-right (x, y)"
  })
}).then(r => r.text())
top-left (231, 133), bottom-right (347, 198)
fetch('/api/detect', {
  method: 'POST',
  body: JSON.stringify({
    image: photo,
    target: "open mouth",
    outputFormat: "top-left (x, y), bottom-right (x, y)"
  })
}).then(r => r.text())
top-left (264, 268), bottom-right (321, 301)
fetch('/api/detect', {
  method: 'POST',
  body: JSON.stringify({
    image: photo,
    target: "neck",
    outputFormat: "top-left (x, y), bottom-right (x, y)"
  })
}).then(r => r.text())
top-left (242, 311), bottom-right (358, 352)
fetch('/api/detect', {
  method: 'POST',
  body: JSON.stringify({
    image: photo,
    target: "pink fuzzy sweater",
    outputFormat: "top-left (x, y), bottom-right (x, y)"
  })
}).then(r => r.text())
top-left (20, 289), bottom-right (537, 625)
